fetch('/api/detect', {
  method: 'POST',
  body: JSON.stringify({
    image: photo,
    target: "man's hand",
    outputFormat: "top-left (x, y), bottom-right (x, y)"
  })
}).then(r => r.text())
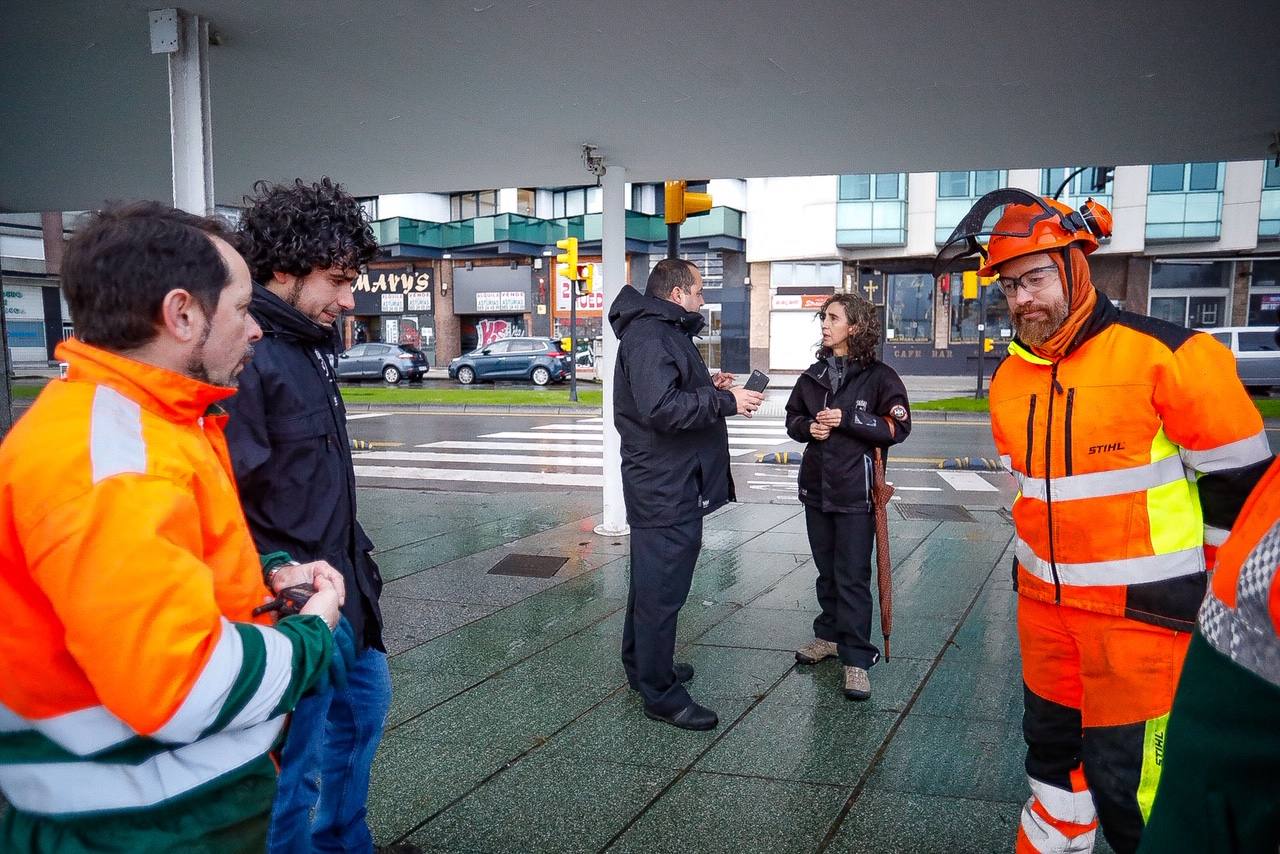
top-left (272, 560), bottom-right (345, 606)
top-left (730, 387), bottom-right (765, 418)
top-left (712, 371), bottom-right (736, 390)
top-left (815, 408), bottom-right (842, 427)
top-left (299, 574), bottom-right (342, 631)
top-left (809, 422), bottom-right (831, 441)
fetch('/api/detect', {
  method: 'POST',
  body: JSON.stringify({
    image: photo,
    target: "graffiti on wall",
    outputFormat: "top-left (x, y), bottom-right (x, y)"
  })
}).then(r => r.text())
top-left (477, 318), bottom-right (513, 347)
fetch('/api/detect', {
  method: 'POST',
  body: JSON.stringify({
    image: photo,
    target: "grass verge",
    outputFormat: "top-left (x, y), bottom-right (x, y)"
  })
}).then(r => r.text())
top-left (338, 385), bottom-right (602, 406)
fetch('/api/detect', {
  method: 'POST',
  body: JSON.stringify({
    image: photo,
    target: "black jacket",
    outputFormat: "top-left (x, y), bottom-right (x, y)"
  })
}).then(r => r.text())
top-left (785, 357), bottom-right (911, 514)
top-left (224, 284), bottom-right (384, 651)
top-left (609, 286), bottom-right (737, 528)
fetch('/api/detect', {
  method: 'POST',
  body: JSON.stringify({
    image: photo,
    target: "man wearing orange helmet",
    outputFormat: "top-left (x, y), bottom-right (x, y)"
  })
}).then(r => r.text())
top-left (935, 190), bottom-right (1273, 854)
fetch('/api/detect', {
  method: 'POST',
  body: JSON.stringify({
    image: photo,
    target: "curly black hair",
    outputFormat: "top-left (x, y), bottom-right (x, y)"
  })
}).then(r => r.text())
top-left (236, 177), bottom-right (379, 283)
top-left (816, 293), bottom-right (880, 366)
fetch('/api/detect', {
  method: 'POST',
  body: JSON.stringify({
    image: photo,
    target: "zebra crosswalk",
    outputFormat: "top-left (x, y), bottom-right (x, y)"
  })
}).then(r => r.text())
top-left (351, 416), bottom-right (795, 489)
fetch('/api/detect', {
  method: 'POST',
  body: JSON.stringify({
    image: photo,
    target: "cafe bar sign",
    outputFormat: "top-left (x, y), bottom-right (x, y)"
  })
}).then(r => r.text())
top-left (353, 267), bottom-right (433, 315)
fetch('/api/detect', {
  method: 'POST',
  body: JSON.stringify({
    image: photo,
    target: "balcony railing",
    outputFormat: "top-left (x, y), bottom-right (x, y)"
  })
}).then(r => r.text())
top-left (1145, 191), bottom-right (1223, 241)
top-left (373, 207), bottom-right (743, 250)
top-left (837, 199), bottom-right (906, 246)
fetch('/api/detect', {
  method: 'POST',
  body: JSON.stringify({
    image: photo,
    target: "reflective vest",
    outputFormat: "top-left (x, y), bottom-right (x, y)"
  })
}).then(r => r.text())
top-left (990, 302), bottom-right (1271, 630)
top-left (1198, 456), bottom-right (1280, 686)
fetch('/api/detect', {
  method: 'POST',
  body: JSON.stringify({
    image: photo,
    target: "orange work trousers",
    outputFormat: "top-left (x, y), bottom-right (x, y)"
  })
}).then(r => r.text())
top-left (1015, 596), bottom-right (1190, 854)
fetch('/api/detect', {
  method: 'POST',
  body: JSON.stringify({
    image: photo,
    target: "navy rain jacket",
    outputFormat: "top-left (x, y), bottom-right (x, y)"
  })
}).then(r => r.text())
top-left (609, 286), bottom-right (737, 528)
top-left (224, 284), bottom-right (385, 651)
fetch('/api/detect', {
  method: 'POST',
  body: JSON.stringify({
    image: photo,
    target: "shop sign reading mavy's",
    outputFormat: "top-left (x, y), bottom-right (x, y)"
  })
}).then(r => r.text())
top-left (354, 270), bottom-right (431, 293)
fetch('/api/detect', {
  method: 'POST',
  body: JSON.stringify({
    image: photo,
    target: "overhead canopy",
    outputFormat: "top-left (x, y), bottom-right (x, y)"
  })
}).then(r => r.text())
top-left (3, 0), bottom-right (1278, 211)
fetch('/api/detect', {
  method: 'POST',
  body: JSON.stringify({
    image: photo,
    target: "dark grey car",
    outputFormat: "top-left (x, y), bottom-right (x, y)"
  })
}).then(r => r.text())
top-left (336, 342), bottom-right (430, 383)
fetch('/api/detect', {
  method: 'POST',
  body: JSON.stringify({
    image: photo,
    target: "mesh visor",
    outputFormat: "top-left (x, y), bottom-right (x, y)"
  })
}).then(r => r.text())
top-left (932, 189), bottom-right (1061, 278)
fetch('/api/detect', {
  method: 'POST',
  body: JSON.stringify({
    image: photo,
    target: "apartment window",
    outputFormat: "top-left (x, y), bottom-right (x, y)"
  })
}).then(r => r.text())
top-left (356, 197), bottom-right (378, 221)
top-left (837, 173), bottom-right (908, 246)
top-left (938, 171), bottom-right (971, 198)
top-left (1041, 167), bottom-right (1114, 198)
top-left (839, 174), bottom-right (871, 200)
top-left (770, 261), bottom-right (841, 288)
top-left (1266, 161), bottom-right (1280, 190)
top-left (550, 187), bottom-right (603, 219)
top-left (449, 190), bottom-right (499, 220)
top-left (516, 189), bottom-right (535, 216)
top-left (1149, 162), bottom-right (1223, 193)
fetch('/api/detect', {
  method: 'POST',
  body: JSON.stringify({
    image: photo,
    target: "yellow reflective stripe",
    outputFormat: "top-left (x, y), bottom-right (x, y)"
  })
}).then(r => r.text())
top-left (1015, 538), bottom-right (1204, 586)
top-left (1137, 712), bottom-right (1170, 822)
top-left (1016, 456), bottom-right (1186, 503)
top-left (1009, 341), bottom-right (1053, 365)
top-left (1147, 477), bottom-right (1203, 554)
top-left (1180, 430), bottom-right (1272, 474)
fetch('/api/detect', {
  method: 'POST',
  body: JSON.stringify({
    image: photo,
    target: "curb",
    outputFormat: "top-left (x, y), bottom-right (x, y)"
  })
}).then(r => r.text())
top-left (343, 402), bottom-right (602, 415)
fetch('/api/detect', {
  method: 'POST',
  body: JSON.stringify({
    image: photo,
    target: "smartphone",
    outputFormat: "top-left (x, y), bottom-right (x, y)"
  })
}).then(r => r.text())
top-left (744, 369), bottom-right (770, 393)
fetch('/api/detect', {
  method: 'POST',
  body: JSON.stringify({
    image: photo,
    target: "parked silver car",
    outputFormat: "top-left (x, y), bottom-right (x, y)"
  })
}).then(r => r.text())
top-left (336, 342), bottom-right (430, 383)
top-left (1203, 326), bottom-right (1280, 393)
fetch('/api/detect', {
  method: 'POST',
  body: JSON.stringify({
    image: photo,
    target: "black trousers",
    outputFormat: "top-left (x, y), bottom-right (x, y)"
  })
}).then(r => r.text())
top-left (622, 517), bottom-right (703, 715)
top-left (804, 506), bottom-right (879, 669)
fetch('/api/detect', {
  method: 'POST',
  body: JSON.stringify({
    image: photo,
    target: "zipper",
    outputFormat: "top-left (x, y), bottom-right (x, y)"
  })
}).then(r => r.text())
top-left (864, 455), bottom-right (872, 510)
top-left (1064, 388), bottom-right (1076, 476)
top-left (1044, 364), bottom-right (1064, 603)
top-left (1024, 395), bottom-right (1037, 474)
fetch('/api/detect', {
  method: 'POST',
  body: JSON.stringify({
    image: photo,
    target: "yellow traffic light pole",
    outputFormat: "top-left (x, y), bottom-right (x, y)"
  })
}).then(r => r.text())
top-left (556, 237), bottom-right (583, 402)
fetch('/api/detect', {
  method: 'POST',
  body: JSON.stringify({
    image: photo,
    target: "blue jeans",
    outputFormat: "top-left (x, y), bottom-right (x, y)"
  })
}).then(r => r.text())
top-left (268, 647), bottom-right (392, 854)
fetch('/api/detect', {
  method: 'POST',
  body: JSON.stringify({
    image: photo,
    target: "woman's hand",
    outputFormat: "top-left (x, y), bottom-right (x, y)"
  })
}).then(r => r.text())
top-left (809, 422), bottom-right (831, 441)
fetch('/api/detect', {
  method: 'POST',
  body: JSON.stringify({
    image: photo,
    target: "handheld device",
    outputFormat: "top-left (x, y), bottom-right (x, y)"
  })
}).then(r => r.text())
top-left (744, 369), bottom-right (770, 393)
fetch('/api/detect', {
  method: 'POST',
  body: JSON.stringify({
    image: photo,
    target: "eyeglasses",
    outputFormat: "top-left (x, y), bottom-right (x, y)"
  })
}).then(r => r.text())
top-left (996, 264), bottom-right (1059, 298)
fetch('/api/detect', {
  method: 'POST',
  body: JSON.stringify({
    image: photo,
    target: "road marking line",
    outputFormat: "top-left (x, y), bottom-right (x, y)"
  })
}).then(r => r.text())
top-left (354, 465), bottom-right (603, 487)
top-left (419, 440), bottom-right (757, 457)
top-left (345, 412), bottom-right (390, 420)
top-left (354, 451), bottom-right (603, 467)
top-left (936, 471), bottom-right (1000, 492)
top-left (893, 486), bottom-right (944, 492)
top-left (481, 431), bottom-right (785, 447)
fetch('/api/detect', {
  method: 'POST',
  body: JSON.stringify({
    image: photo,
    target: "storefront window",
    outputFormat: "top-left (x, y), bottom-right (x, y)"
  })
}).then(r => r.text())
top-left (1249, 260), bottom-right (1280, 325)
top-left (886, 274), bottom-right (933, 342)
top-left (698, 304), bottom-right (722, 369)
top-left (950, 282), bottom-right (1011, 343)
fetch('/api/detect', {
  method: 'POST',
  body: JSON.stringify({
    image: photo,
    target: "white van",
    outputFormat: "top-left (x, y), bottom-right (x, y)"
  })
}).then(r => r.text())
top-left (1202, 327), bottom-right (1280, 393)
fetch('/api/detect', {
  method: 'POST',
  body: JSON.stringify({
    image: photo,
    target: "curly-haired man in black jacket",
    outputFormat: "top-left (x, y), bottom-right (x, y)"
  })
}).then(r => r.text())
top-left (226, 178), bottom-right (409, 854)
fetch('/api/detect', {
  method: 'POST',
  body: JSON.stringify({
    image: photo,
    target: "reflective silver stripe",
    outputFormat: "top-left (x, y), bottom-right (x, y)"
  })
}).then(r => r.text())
top-left (1204, 525), bottom-right (1231, 548)
top-left (1019, 799), bottom-right (1095, 852)
top-left (1029, 777), bottom-right (1097, 826)
top-left (1181, 431), bottom-right (1272, 474)
top-left (152, 619), bottom-right (244, 743)
top-left (0, 717), bottom-right (284, 814)
top-left (1198, 520), bottom-right (1280, 687)
top-left (89, 386), bottom-right (146, 483)
top-left (0, 700), bottom-right (136, 756)
top-left (224, 624), bottom-right (295, 731)
top-left (999, 454), bottom-right (1013, 472)
top-left (1016, 538), bottom-right (1204, 586)
top-left (1016, 455), bottom-right (1186, 503)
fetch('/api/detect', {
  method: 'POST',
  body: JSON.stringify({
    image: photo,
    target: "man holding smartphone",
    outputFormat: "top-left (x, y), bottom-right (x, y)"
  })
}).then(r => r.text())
top-left (609, 259), bottom-right (764, 731)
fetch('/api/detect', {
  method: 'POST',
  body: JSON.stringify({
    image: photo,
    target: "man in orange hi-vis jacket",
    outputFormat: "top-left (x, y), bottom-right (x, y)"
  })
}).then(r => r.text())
top-left (935, 190), bottom-right (1273, 854)
top-left (0, 203), bottom-right (344, 853)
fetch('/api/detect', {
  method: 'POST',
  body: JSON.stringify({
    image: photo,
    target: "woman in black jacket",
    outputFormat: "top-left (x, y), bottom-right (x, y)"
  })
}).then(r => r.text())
top-left (786, 293), bottom-right (910, 700)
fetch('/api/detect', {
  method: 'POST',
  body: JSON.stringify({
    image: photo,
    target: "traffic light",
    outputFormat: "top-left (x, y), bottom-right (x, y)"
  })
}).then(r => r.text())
top-left (556, 237), bottom-right (578, 282)
top-left (576, 263), bottom-right (595, 295)
top-left (983, 337), bottom-right (995, 353)
top-left (664, 180), bottom-right (713, 225)
top-left (962, 271), bottom-right (979, 300)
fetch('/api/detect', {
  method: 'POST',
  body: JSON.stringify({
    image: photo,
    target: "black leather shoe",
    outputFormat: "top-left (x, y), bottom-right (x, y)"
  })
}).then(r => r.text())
top-left (643, 701), bottom-right (719, 731)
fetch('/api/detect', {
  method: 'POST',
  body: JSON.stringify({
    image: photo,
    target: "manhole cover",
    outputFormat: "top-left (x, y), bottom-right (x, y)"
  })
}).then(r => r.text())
top-left (487, 554), bottom-right (569, 578)
top-left (895, 503), bottom-right (976, 523)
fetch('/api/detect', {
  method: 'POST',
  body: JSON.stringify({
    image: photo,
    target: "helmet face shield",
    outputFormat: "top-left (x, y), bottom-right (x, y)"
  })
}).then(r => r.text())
top-left (932, 189), bottom-right (1072, 279)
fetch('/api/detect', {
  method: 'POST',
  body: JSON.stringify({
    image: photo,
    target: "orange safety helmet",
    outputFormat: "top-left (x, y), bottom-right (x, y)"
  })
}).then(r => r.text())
top-left (979, 196), bottom-right (1113, 275)
top-left (933, 188), bottom-right (1113, 280)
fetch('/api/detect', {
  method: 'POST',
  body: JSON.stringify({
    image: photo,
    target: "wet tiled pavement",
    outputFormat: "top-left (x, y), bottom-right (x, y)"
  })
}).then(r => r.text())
top-left (358, 486), bottom-right (1094, 854)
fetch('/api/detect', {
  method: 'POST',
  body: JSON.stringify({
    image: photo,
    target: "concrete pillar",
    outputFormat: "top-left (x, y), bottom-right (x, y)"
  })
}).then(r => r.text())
top-left (151, 9), bottom-right (214, 214)
top-left (596, 164), bottom-right (629, 537)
